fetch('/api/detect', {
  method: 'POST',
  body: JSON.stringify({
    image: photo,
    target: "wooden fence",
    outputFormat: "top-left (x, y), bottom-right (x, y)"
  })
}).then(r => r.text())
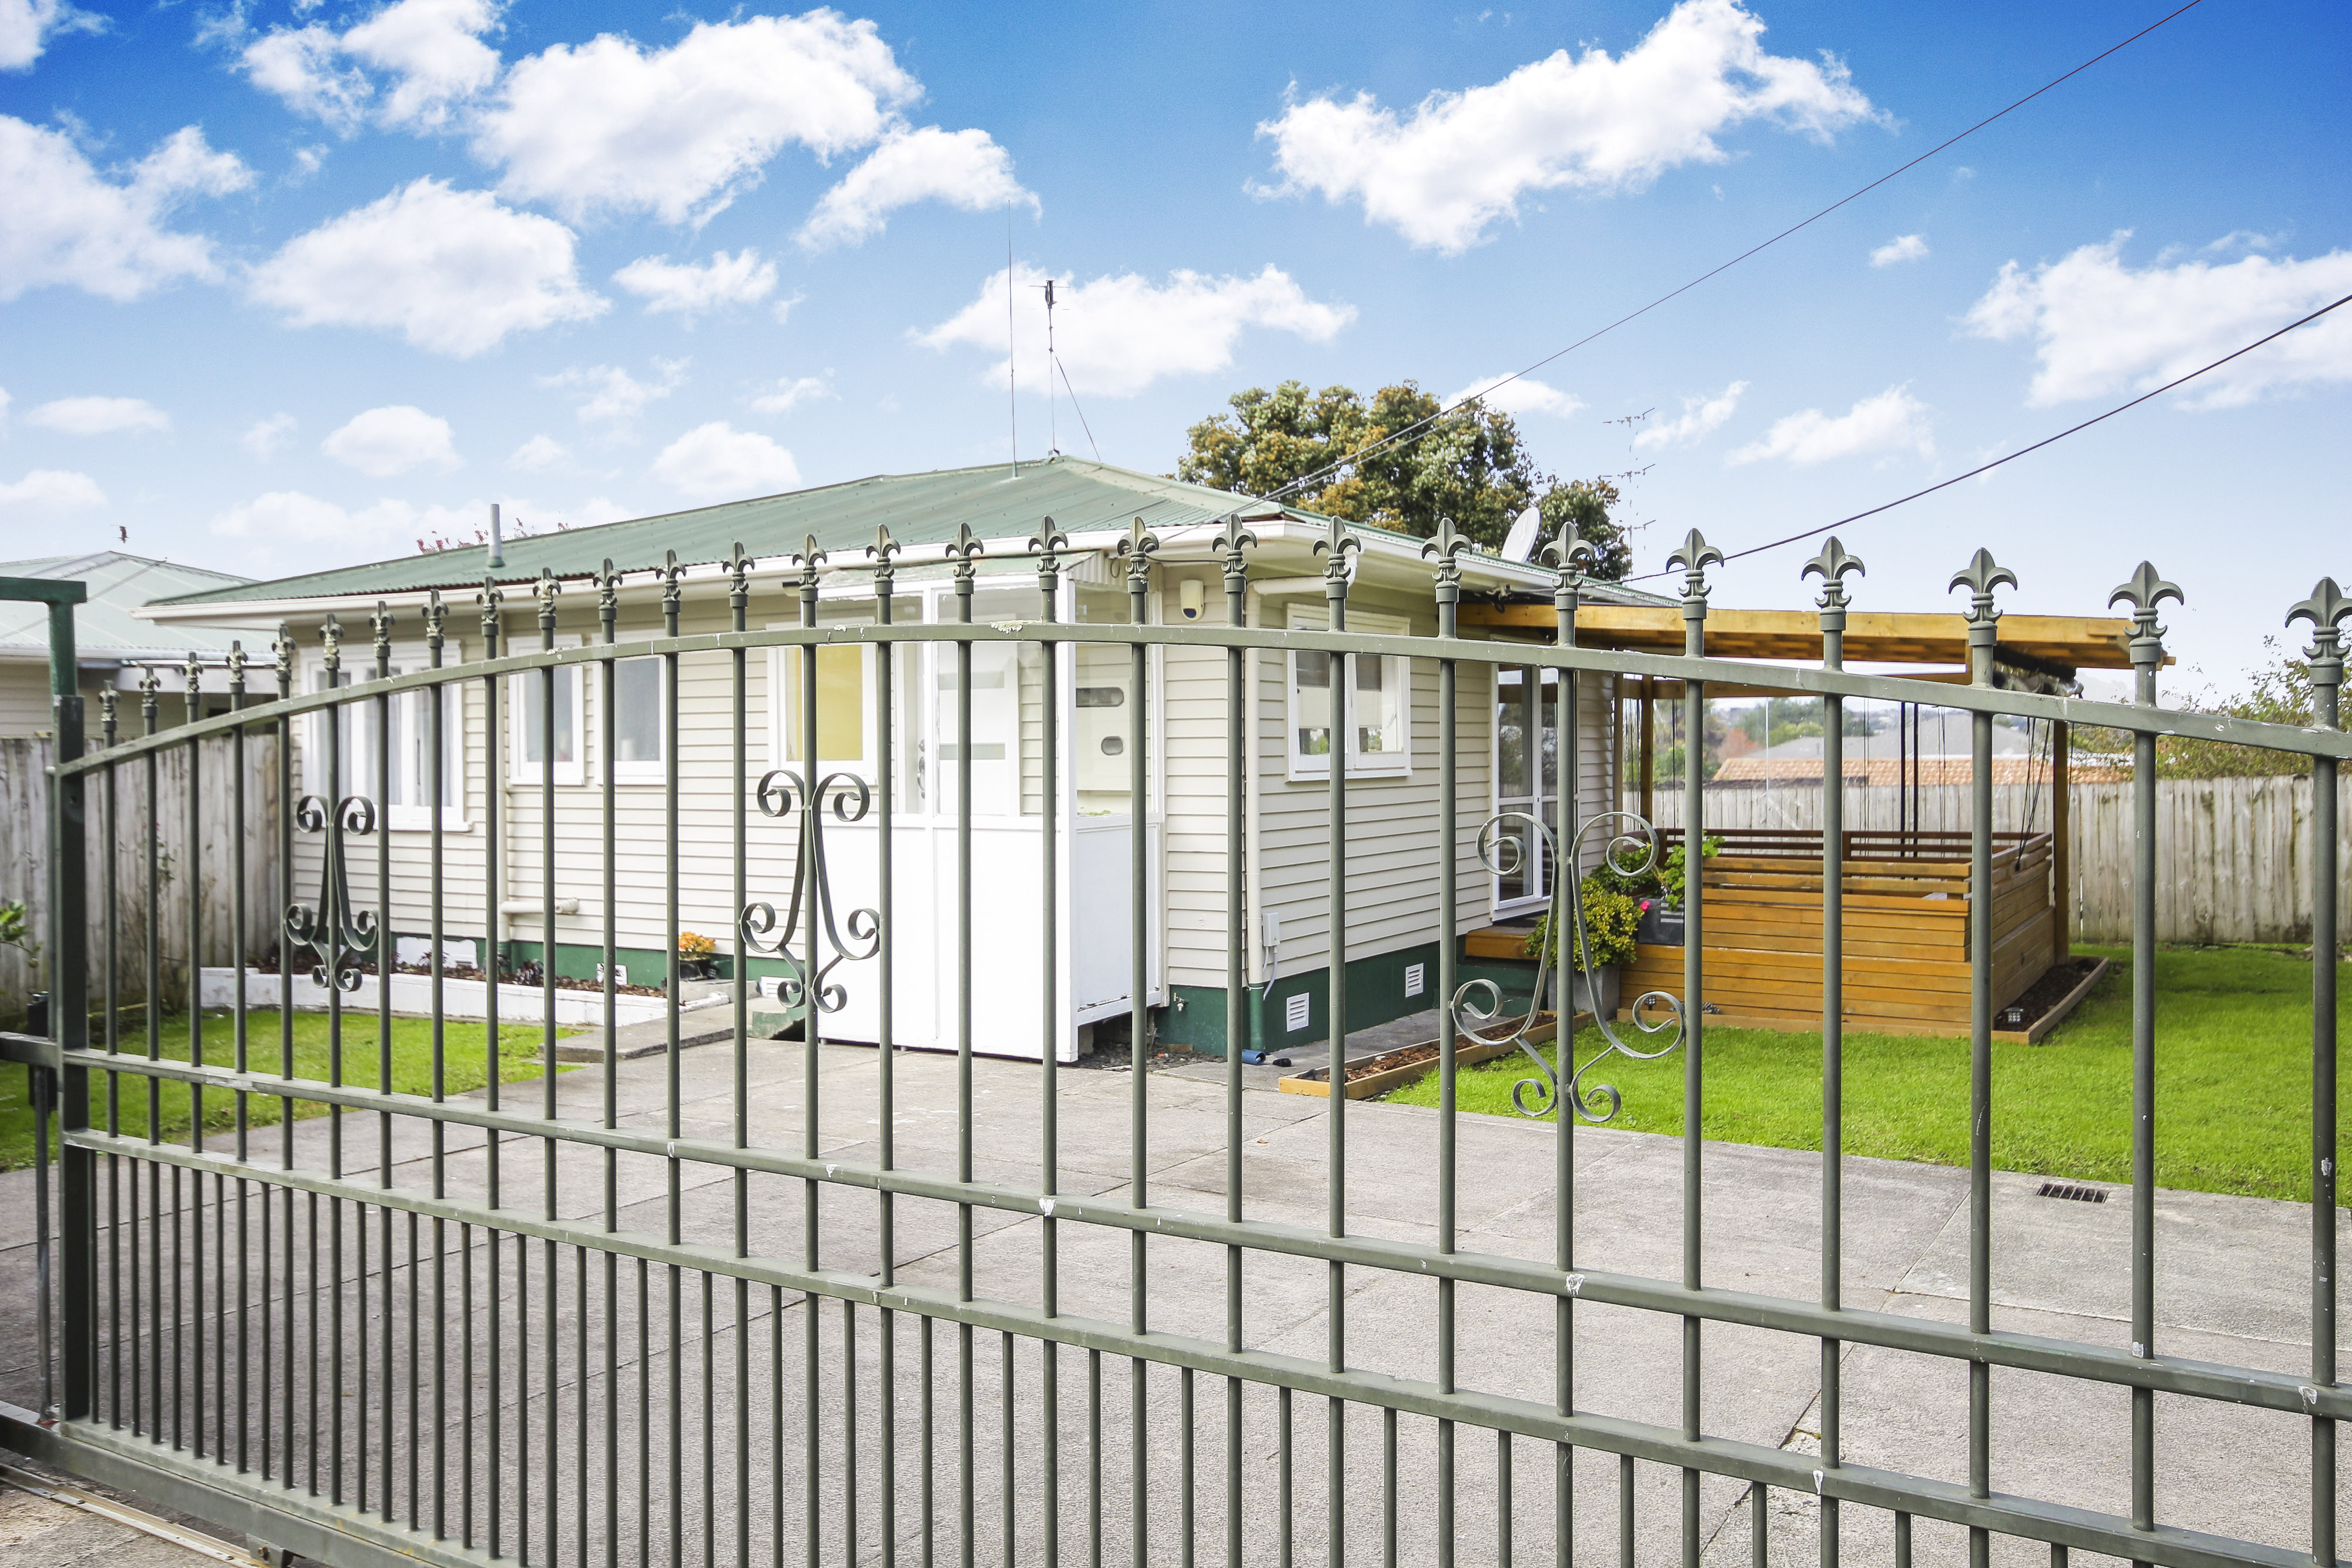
top-left (1643, 775), bottom-right (2352, 945)
top-left (0, 734), bottom-right (280, 1024)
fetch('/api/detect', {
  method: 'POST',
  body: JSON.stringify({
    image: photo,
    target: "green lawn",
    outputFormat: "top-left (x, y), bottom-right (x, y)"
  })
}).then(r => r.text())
top-left (1, 1010), bottom-right (567, 1171)
top-left (1385, 945), bottom-right (2350, 1203)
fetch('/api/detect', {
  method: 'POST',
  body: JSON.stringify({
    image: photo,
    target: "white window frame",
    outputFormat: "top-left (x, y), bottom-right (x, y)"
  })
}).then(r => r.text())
top-left (766, 625), bottom-right (878, 780)
top-left (303, 648), bottom-right (469, 831)
top-left (1284, 604), bottom-right (1412, 781)
top-left (605, 653), bottom-right (667, 787)
top-left (508, 636), bottom-right (585, 787)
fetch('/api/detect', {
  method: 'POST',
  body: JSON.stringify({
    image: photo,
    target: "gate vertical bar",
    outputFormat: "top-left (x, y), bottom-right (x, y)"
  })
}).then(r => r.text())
top-left (869, 529), bottom-right (901, 1568)
top-left (1118, 517), bottom-right (1160, 1568)
top-left (1668, 531), bottom-right (1722, 1568)
top-left (2288, 579), bottom-right (2346, 1568)
top-left (536, 573), bottom-right (562, 1568)
top-left (947, 523), bottom-right (982, 1568)
top-left (1221, 518), bottom-right (1254, 1568)
top-left (1033, 520), bottom-right (1069, 1568)
top-left (1315, 515), bottom-right (1359, 1568)
top-left (1423, 523), bottom-right (1463, 1568)
top-left (594, 565), bottom-right (619, 1568)
top-left (1951, 548), bottom-right (2015, 1568)
top-left (1553, 530), bottom-right (1595, 1564)
top-left (794, 536), bottom-right (827, 1568)
top-left (427, 591), bottom-right (450, 1544)
top-left (730, 545), bottom-right (753, 1568)
top-left (1803, 540), bottom-right (1863, 1568)
top-left (2113, 561), bottom-right (2181, 1568)
top-left (373, 603), bottom-right (397, 1526)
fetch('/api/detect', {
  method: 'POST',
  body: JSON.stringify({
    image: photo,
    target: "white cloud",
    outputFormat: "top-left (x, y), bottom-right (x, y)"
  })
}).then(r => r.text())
top-left (612, 249), bottom-right (777, 321)
top-left (1964, 233), bottom-right (2352, 408)
top-left (27, 395), bottom-right (169, 434)
top-left (0, 467), bottom-right (105, 513)
top-left (507, 433), bottom-right (567, 471)
top-left (1728, 384), bottom-right (1932, 466)
top-left (248, 178), bottom-right (606, 356)
top-left (211, 489), bottom-right (627, 559)
top-left (799, 125), bottom-right (1034, 250)
top-left (1446, 373), bottom-right (1582, 419)
top-left (0, 386), bottom-right (10, 427)
top-left (1, 0), bottom-right (104, 72)
top-left (1633, 379), bottom-right (1746, 449)
top-left (750, 375), bottom-right (836, 416)
top-left (541, 358), bottom-right (687, 425)
top-left (1255, 0), bottom-right (1875, 253)
top-left (241, 0), bottom-right (500, 132)
top-left (322, 404), bottom-right (460, 477)
top-left (340, 0), bottom-right (502, 129)
top-left (1869, 232), bottom-right (1927, 267)
top-left (0, 117), bottom-right (252, 301)
top-left (242, 26), bottom-right (372, 132)
top-left (652, 422), bottom-right (800, 500)
top-left (476, 13), bottom-right (916, 224)
top-left (918, 262), bottom-right (1355, 398)
top-left (242, 413), bottom-right (296, 459)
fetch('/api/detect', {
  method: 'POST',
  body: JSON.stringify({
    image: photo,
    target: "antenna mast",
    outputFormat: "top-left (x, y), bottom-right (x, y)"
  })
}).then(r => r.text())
top-left (1044, 278), bottom-right (1058, 457)
top-left (1007, 201), bottom-right (1017, 477)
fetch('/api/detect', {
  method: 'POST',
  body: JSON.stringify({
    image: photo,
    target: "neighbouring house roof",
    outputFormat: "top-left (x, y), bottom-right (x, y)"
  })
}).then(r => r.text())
top-left (0, 552), bottom-right (255, 664)
top-left (1710, 755), bottom-right (2129, 786)
top-left (138, 457), bottom-right (1677, 620)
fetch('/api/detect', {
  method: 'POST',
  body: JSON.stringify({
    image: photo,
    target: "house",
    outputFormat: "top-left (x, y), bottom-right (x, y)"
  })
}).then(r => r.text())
top-left (0, 553), bottom-right (254, 737)
top-left (134, 457), bottom-right (1668, 1061)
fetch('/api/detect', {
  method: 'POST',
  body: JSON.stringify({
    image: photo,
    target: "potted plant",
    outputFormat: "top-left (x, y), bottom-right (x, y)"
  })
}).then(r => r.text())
top-left (1526, 873), bottom-right (1642, 1019)
top-left (677, 931), bottom-right (719, 981)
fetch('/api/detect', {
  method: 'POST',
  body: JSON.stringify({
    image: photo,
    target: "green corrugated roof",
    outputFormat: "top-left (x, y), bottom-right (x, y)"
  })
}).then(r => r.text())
top-left (151, 458), bottom-right (1285, 608)
top-left (0, 553), bottom-right (254, 657)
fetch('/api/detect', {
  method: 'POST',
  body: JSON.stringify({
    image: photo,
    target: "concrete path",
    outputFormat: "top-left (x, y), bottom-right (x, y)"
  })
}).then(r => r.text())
top-left (1, 1019), bottom-right (2344, 1567)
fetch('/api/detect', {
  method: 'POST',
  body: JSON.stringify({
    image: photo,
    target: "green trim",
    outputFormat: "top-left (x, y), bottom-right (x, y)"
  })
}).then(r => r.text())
top-left (1157, 942), bottom-right (1548, 1058)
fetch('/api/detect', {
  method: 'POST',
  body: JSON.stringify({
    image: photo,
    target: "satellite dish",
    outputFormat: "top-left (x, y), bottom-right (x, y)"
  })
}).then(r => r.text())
top-left (1501, 504), bottom-right (1542, 563)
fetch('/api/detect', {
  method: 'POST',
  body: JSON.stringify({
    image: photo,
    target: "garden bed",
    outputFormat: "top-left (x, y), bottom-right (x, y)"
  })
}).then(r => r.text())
top-left (1278, 1012), bottom-right (1563, 1100)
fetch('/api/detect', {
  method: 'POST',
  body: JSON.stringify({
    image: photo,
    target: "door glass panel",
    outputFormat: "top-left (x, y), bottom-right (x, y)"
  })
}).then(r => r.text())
top-left (1075, 584), bottom-right (1138, 815)
top-left (1496, 668), bottom-right (1528, 798)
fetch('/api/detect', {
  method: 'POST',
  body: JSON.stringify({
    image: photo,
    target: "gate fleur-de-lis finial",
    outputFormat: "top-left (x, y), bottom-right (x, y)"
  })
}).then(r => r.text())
top-left (1542, 530), bottom-right (1600, 626)
top-left (2287, 581), bottom-right (2352, 715)
top-left (943, 520), bottom-right (985, 587)
top-left (370, 600), bottom-right (394, 674)
top-left (658, 549), bottom-right (684, 634)
top-left (1422, 515), bottom-right (1472, 593)
top-left (1666, 529), bottom-right (1723, 600)
top-left (477, 576), bottom-right (503, 655)
top-left (793, 534), bottom-right (826, 594)
top-left (183, 653), bottom-right (203, 713)
top-left (1116, 516), bottom-right (1160, 587)
top-left (423, 589), bottom-right (447, 663)
top-left (594, 560), bottom-right (619, 645)
top-left (1031, 516), bottom-right (1070, 594)
top-left (1212, 513), bottom-right (1257, 596)
top-left (99, 686), bottom-right (118, 745)
top-left (867, 525), bottom-right (902, 600)
top-left (1802, 537), bottom-right (1865, 610)
top-left (271, 621), bottom-right (296, 698)
top-left (138, 661), bottom-right (160, 735)
top-left (2109, 561), bottom-right (2182, 696)
top-left (1948, 547), bottom-right (2018, 624)
top-left (533, 569), bottom-right (560, 648)
top-left (320, 611), bottom-right (343, 683)
top-left (727, 543), bottom-right (752, 630)
top-left (1312, 512), bottom-right (1360, 590)
top-left (226, 640), bottom-right (248, 705)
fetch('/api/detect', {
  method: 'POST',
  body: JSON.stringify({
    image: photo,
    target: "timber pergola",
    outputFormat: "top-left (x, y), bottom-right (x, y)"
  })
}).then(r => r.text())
top-left (1459, 599), bottom-right (2143, 1010)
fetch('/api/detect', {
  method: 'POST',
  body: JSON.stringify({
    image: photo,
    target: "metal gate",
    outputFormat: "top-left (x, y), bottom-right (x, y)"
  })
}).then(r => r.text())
top-left (1, 526), bottom-right (2343, 1567)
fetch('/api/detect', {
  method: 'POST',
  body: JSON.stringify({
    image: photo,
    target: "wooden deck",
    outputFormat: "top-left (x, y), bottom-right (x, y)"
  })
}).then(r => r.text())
top-left (1612, 828), bottom-right (2057, 1037)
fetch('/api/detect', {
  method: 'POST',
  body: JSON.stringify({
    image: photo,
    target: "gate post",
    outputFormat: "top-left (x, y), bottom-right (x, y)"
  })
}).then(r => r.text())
top-left (3, 575), bottom-right (92, 1420)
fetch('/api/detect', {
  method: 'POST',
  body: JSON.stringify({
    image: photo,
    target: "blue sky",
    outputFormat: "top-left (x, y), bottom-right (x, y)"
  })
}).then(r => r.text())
top-left (3, 0), bottom-right (2347, 688)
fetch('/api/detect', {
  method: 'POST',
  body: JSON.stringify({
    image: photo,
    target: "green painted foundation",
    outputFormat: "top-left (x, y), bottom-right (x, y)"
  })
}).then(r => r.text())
top-left (1155, 943), bottom-right (1548, 1059)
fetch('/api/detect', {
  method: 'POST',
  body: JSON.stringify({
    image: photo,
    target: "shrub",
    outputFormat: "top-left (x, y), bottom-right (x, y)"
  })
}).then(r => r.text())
top-left (1524, 876), bottom-right (1643, 971)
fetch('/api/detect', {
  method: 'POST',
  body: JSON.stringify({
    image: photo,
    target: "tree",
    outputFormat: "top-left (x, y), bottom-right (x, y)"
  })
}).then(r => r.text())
top-left (1175, 379), bottom-right (1631, 577)
top-left (2074, 636), bottom-right (2318, 777)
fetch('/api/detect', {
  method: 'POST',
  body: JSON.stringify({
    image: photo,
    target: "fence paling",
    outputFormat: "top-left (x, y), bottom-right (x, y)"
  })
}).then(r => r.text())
top-left (6, 549), bottom-right (2346, 1568)
top-left (0, 734), bottom-right (279, 1019)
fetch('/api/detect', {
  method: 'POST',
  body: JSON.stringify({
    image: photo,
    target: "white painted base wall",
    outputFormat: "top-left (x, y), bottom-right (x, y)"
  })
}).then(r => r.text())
top-left (196, 967), bottom-right (693, 1027)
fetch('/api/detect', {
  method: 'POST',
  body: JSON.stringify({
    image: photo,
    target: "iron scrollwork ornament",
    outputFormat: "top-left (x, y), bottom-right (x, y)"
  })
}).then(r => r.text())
top-left (285, 793), bottom-right (380, 991)
top-left (739, 770), bottom-right (880, 1019)
top-left (1452, 810), bottom-right (1684, 1121)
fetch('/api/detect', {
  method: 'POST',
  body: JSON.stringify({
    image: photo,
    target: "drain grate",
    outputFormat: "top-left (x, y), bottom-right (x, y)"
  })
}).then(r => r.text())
top-left (2037, 1182), bottom-right (2107, 1203)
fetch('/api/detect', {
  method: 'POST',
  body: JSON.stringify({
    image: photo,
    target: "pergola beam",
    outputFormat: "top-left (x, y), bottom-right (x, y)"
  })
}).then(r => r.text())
top-left (1461, 603), bottom-right (2158, 671)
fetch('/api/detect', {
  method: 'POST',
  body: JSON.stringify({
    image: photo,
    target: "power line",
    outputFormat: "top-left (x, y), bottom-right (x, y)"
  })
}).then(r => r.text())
top-left (1253, 0), bottom-right (2209, 509)
top-left (1624, 290), bottom-right (2352, 581)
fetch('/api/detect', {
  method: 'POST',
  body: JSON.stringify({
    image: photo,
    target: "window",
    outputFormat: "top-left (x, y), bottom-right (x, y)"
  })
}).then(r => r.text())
top-left (509, 647), bottom-right (584, 786)
top-left (768, 600), bottom-right (884, 778)
top-left (609, 656), bottom-right (664, 784)
top-left (1285, 604), bottom-right (1412, 779)
top-left (306, 658), bottom-right (465, 829)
